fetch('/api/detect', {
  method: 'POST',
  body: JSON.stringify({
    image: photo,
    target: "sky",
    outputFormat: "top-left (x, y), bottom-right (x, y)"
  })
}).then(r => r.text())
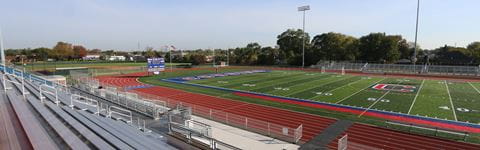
top-left (0, 0), bottom-right (478, 51)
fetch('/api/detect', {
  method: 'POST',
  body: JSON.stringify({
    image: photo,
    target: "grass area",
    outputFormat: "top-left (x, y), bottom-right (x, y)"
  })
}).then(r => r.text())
top-left (138, 68), bottom-right (480, 144)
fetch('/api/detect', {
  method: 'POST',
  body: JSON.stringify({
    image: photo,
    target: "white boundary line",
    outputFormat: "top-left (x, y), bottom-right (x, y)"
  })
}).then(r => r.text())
top-left (335, 78), bottom-right (385, 104)
top-left (444, 80), bottom-right (458, 121)
top-left (407, 79), bottom-right (425, 114)
top-left (468, 82), bottom-right (480, 94)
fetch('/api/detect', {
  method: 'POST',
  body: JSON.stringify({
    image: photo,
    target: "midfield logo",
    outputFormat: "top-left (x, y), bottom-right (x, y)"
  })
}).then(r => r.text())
top-left (371, 84), bottom-right (417, 93)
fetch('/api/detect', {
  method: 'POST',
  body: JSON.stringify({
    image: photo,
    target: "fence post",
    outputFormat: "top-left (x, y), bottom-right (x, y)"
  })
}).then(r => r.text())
top-left (245, 117), bottom-right (248, 129)
top-left (268, 122), bottom-right (270, 136)
top-left (226, 113), bottom-right (228, 124)
top-left (209, 109), bottom-right (212, 119)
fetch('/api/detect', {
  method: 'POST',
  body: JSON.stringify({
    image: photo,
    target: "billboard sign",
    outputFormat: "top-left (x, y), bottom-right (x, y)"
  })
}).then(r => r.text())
top-left (147, 58), bottom-right (165, 72)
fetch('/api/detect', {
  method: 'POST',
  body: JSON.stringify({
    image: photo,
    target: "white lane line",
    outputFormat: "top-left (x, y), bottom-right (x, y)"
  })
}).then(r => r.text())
top-left (358, 90), bottom-right (392, 117)
top-left (335, 78), bottom-right (385, 104)
top-left (468, 82), bottom-right (480, 94)
top-left (444, 80), bottom-right (458, 121)
top-left (408, 79), bottom-right (425, 114)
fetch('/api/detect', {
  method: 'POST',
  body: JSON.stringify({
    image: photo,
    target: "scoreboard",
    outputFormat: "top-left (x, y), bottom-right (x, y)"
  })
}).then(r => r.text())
top-left (147, 58), bottom-right (165, 73)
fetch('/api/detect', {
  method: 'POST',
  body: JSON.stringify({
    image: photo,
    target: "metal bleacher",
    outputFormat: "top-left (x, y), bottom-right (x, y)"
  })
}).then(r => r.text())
top-left (0, 68), bottom-right (176, 149)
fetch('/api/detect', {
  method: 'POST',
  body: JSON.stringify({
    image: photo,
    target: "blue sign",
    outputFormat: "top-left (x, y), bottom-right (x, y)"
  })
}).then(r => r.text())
top-left (147, 58), bottom-right (165, 72)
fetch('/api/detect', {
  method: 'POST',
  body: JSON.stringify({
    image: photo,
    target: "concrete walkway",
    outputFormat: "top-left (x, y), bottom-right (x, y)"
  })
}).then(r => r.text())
top-left (192, 116), bottom-right (299, 150)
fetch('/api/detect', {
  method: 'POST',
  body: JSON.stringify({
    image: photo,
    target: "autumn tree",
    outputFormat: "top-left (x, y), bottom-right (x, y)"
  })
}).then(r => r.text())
top-left (73, 45), bottom-right (87, 59)
top-left (52, 41), bottom-right (74, 60)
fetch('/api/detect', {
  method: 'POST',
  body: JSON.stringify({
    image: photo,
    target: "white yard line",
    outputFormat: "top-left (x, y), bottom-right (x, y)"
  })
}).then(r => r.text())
top-left (358, 79), bottom-right (407, 117)
top-left (335, 78), bottom-right (385, 104)
top-left (444, 80), bottom-right (458, 121)
top-left (310, 78), bottom-right (363, 99)
top-left (285, 76), bottom-right (349, 97)
top-left (468, 82), bottom-right (480, 94)
top-left (407, 79), bottom-right (425, 114)
top-left (358, 90), bottom-right (392, 117)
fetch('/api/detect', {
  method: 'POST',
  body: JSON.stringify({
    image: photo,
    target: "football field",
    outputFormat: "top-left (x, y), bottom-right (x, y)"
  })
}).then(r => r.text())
top-left (187, 70), bottom-right (480, 124)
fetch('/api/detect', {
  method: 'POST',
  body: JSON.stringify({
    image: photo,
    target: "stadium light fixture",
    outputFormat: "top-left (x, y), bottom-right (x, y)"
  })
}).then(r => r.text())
top-left (298, 5), bottom-right (310, 68)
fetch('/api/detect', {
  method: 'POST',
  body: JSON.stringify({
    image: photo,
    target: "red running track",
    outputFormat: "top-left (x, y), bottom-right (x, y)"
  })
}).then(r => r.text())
top-left (97, 73), bottom-right (337, 142)
top-left (97, 72), bottom-right (480, 148)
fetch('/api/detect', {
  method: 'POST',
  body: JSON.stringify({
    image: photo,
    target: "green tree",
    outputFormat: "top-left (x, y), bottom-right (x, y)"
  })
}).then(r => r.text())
top-left (32, 47), bottom-right (51, 61)
top-left (145, 47), bottom-right (156, 58)
top-left (467, 42), bottom-right (480, 61)
top-left (358, 33), bottom-right (404, 63)
top-left (311, 32), bottom-right (359, 62)
top-left (277, 29), bottom-right (310, 65)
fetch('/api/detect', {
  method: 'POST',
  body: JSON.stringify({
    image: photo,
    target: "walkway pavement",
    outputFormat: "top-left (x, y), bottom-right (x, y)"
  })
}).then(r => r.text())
top-left (192, 116), bottom-right (299, 150)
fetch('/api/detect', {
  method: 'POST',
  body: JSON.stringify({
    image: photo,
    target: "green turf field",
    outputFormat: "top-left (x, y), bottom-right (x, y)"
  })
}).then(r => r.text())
top-left (186, 70), bottom-right (480, 124)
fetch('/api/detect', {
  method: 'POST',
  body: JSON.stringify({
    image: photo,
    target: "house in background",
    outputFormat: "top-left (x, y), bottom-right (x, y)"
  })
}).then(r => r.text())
top-left (82, 55), bottom-right (101, 61)
top-left (107, 55), bottom-right (126, 61)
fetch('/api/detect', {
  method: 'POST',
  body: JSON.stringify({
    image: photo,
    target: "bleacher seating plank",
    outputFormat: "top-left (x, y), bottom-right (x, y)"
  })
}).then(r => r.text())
top-left (91, 112), bottom-right (169, 148)
top-left (5, 91), bottom-right (58, 150)
top-left (60, 106), bottom-right (134, 150)
top-left (76, 110), bottom-right (156, 150)
top-left (0, 93), bottom-right (24, 150)
top-left (26, 96), bottom-right (90, 150)
top-left (44, 101), bottom-right (115, 150)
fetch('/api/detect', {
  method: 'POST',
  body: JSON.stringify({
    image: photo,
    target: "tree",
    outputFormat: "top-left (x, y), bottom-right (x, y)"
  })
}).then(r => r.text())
top-left (52, 41), bottom-right (74, 60)
top-left (431, 45), bottom-right (472, 65)
top-left (73, 45), bottom-right (87, 59)
top-left (311, 32), bottom-right (359, 63)
top-left (358, 33), bottom-right (404, 63)
top-left (145, 47), bottom-right (156, 58)
top-left (32, 47), bottom-right (51, 61)
top-left (88, 49), bottom-right (102, 55)
top-left (467, 42), bottom-right (480, 61)
top-left (277, 29), bottom-right (310, 65)
top-left (258, 46), bottom-right (279, 65)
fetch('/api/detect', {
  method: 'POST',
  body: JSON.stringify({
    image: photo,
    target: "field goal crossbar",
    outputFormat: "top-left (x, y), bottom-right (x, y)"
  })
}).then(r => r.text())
top-left (386, 121), bottom-right (470, 141)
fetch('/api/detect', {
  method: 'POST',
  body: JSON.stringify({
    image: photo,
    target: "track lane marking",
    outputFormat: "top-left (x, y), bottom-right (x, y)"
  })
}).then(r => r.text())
top-left (444, 80), bottom-right (458, 121)
top-left (408, 79), bottom-right (425, 114)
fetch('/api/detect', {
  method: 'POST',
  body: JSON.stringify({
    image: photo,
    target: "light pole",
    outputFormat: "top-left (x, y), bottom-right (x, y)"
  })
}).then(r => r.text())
top-left (298, 5), bottom-right (310, 68)
top-left (413, 0), bottom-right (420, 72)
top-left (0, 27), bottom-right (6, 93)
